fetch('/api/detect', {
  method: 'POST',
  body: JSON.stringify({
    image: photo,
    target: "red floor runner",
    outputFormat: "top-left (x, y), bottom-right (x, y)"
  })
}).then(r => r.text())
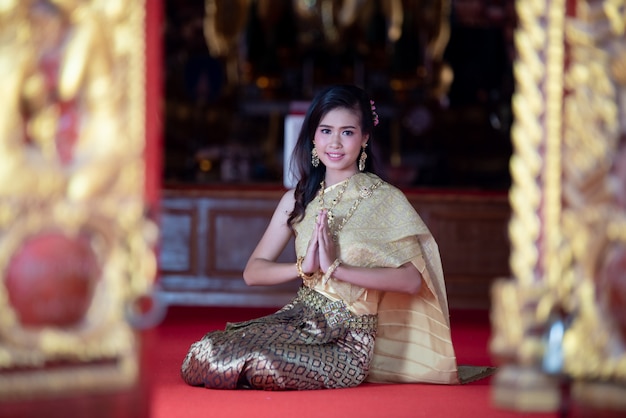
top-left (151, 306), bottom-right (557, 418)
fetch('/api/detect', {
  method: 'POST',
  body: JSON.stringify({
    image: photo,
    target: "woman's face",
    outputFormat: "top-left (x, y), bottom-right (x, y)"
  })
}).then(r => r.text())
top-left (313, 107), bottom-right (368, 177)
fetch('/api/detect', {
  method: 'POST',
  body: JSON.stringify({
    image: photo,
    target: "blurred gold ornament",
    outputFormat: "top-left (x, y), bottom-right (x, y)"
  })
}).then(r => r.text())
top-left (491, 0), bottom-right (626, 413)
top-left (0, 0), bottom-right (158, 399)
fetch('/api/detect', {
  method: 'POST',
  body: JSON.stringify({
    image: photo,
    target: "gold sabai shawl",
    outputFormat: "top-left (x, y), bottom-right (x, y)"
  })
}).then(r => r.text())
top-left (294, 172), bottom-right (459, 385)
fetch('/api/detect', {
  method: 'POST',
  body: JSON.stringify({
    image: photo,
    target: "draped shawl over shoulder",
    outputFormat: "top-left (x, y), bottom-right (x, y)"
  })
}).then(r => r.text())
top-left (293, 172), bottom-right (459, 384)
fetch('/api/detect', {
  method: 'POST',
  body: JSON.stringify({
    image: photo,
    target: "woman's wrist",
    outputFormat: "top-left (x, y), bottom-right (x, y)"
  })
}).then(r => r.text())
top-left (322, 259), bottom-right (342, 285)
top-left (296, 257), bottom-right (316, 279)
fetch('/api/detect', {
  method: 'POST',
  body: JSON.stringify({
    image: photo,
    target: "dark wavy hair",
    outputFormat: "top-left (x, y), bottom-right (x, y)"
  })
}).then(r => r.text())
top-left (287, 84), bottom-right (380, 228)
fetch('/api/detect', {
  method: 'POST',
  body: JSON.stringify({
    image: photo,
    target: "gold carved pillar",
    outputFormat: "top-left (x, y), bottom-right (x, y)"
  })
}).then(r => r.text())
top-left (0, 0), bottom-right (160, 414)
top-left (490, 0), bottom-right (626, 413)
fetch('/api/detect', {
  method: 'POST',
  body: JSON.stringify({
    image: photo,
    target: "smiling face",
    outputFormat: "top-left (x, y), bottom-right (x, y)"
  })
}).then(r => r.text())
top-left (313, 107), bottom-right (369, 184)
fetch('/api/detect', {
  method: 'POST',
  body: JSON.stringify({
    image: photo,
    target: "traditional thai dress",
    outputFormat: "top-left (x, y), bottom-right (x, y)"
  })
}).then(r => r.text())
top-left (181, 172), bottom-right (487, 390)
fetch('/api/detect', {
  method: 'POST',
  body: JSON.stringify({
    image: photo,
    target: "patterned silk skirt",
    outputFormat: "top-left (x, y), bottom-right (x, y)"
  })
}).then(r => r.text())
top-left (181, 286), bottom-right (378, 390)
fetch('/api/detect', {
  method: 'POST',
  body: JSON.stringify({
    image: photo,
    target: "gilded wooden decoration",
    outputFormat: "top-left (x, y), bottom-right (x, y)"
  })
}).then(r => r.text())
top-left (0, 0), bottom-right (156, 398)
top-left (490, 0), bottom-right (626, 412)
top-left (201, 0), bottom-right (450, 97)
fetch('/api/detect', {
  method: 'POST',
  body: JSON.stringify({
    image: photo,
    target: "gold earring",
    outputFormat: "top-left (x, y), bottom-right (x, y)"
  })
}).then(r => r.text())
top-left (311, 148), bottom-right (320, 167)
top-left (358, 144), bottom-right (367, 171)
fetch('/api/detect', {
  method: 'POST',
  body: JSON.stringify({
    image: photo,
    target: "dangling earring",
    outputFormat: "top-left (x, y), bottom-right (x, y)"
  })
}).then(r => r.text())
top-left (358, 144), bottom-right (368, 172)
top-left (311, 147), bottom-right (320, 167)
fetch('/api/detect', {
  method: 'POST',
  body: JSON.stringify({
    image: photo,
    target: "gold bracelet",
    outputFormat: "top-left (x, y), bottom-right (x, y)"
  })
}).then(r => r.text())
top-left (296, 256), bottom-right (316, 281)
top-left (322, 259), bottom-right (341, 285)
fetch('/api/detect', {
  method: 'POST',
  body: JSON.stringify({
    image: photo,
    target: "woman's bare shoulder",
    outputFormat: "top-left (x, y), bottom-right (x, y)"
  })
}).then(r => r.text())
top-left (274, 188), bottom-right (296, 218)
top-left (281, 188), bottom-right (296, 201)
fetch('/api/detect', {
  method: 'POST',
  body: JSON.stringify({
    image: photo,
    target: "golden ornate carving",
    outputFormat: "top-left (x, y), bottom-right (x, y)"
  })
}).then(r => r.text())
top-left (558, 0), bottom-right (626, 382)
top-left (201, 0), bottom-right (451, 98)
top-left (490, 0), bottom-right (626, 412)
top-left (293, 0), bottom-right (362, 45)
top-left (203, 0), bottom-right (250, 57)
top-left (489, 0), bottom-right (548, 373)
top-left (203, 0), bottom-right (249, 87)
top-left (0, 0), bottom-right (156, 399)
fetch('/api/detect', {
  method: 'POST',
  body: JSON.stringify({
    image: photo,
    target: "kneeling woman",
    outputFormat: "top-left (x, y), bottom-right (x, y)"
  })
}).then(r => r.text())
top-left (181, 85), bottom-right (469, 390)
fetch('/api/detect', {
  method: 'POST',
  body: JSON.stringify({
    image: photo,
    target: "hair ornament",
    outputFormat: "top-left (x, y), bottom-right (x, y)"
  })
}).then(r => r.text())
top-left (370, 100), bottom-right (379, 126)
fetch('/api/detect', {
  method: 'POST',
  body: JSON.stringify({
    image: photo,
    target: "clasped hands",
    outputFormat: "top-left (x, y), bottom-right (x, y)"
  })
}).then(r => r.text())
top-left (300, 209), bottom-right (339, 279)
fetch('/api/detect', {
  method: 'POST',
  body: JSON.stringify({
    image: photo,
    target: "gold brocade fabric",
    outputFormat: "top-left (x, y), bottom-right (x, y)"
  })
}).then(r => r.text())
top-left (181, 286), bottom-right (376, 390)
top-left (294, 172), bottom-right (460, 384)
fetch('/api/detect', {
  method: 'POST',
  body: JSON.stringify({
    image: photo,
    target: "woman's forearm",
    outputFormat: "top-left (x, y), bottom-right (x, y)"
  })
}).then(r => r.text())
top-left (243, 258), bottom-right (300, 286)
top-left (330, 262), bottom-right (422, 294)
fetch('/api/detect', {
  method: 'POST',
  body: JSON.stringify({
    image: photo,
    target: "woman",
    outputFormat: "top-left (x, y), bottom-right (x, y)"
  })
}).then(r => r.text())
top-left (181, 85), bottom-right (487, 390)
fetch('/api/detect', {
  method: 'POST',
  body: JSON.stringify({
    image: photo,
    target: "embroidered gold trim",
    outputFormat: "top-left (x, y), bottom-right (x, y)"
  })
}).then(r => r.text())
top-left (296, 286), bottom-right (377, 330)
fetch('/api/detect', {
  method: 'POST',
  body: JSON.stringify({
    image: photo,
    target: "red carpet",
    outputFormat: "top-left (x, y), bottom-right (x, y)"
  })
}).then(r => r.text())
top-left (151, 306), bottom-right (557, 418)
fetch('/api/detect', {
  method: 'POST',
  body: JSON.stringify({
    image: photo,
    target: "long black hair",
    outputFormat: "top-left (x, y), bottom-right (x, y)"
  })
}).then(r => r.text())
top-left (287, 84), bottom-right (379, 228)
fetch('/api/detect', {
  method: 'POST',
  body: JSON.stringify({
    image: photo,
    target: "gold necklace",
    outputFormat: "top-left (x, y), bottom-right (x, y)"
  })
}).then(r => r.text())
top-left (317, 177), bottom-right (351, 227)
top-left (317, 177), bottom-right (383, 241)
